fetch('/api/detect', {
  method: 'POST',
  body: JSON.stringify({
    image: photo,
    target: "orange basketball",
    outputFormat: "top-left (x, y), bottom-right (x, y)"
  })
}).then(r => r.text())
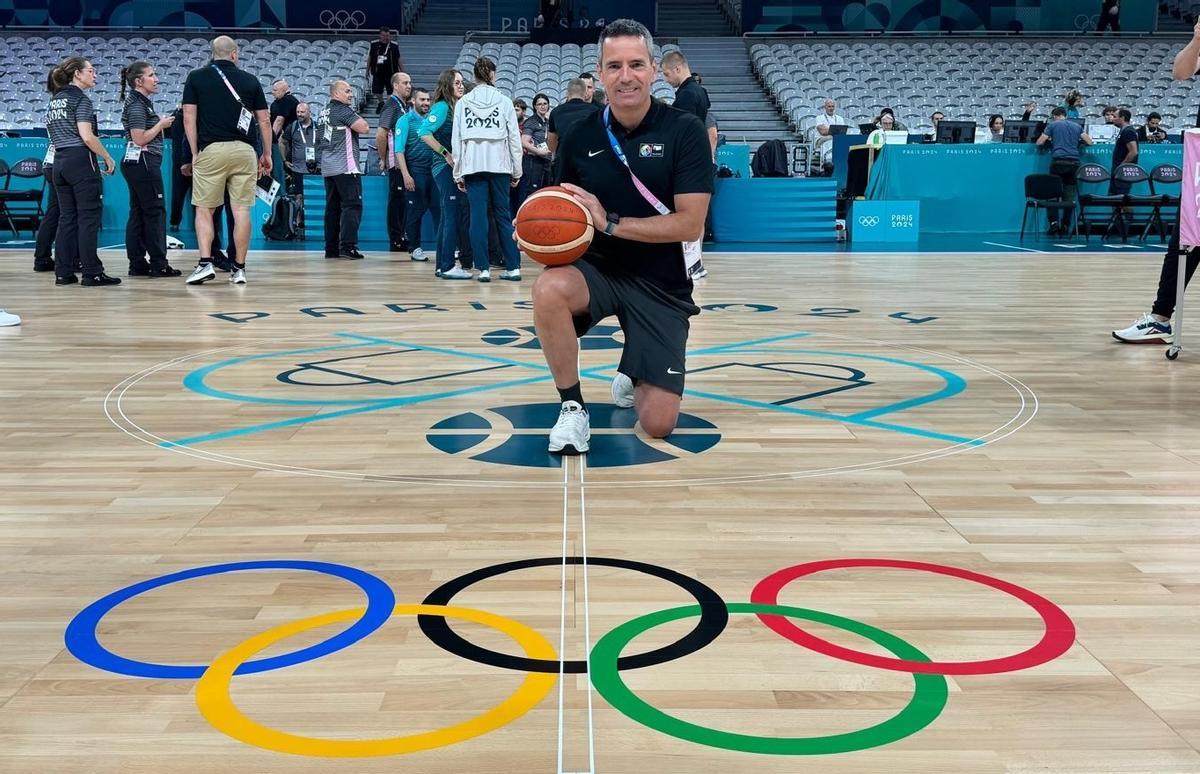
top-left (515, 186), bottom-right (594, 266)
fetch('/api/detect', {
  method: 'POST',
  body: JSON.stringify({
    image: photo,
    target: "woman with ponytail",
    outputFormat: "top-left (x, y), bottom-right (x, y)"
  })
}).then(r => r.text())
top-left (119, 60), bottom-right (179, 277)
top-left (45, 57), bottom-right (119, 286)
top-left (452, 56), bottom-right (522, 282)
top-left (418, 68), bottom-right (468, 279)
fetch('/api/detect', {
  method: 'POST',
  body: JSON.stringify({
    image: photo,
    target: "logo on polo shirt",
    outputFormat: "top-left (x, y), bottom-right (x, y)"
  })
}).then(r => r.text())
top-left (639, 143), bottom-right (664, 158)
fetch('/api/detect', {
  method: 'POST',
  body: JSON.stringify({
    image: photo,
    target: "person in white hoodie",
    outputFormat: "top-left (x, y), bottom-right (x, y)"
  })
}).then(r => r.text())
top-left (452, 57), bottom-right (523, 282)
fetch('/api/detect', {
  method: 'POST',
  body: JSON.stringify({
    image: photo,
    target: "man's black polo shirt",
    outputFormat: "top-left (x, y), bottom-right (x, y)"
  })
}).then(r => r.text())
top-left (548, 98), bottom-right (600, 143)
top-left (270, 92), bottom-right (300, 140)
top-left (555, 100), bottom-right (712, 299)
top-left (181, 60), bottom-right (268, 151)
top-left (671, 75), bottom-right (709, 122)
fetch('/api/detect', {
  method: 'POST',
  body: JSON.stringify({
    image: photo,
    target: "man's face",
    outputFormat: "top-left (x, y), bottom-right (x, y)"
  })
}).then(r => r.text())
top-left (296, 104), bottom-right (310, 122)
top-left (414, 92), bottom-right (431, 115)
top-left (823, 100), bottom-right (835, 115)
top-left (333, 82), bottom-right (353, 104)
top-left (1104, 110), bottom-right (1116, 124)
top-left (599, 37), bottom-right (656, 112)
top-left (272, 81), bottom-right (287, 99)
top-left (932, 112), bottom-right (943, 126)
top-left (379, 30), bottom-right (390, 43)
top-left (394, 73), bottom-right (412, 99)
top-left (581, 76), bottom-right (595, 101)
top-left (663, 64), bottom-right (684, 88)
top-left (1149, 117), bottom-right (1161, 131)
top-left (515, 103), bottom-right (526, 122)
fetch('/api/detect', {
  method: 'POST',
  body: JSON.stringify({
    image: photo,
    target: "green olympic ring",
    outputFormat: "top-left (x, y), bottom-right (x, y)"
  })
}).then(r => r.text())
top-left (589, 602), bottom-right (949, 755)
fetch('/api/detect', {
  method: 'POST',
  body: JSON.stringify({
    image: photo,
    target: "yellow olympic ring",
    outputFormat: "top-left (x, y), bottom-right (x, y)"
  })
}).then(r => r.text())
top-left (195, 604), bottom-right (557, 757)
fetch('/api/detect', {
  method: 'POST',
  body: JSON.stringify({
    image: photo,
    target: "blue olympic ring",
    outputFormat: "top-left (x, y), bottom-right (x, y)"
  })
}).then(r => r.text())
top-left (65, 560), bottom-right (395, 679)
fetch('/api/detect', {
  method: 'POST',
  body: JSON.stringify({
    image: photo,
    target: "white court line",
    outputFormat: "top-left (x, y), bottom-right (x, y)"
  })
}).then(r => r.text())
top-left (579, 457), bottom-right (596, 774)
top-left (98, 243), bottom-right (126, 250)
top-left (556, 457), bottom-right (570, 774)
top-left (982, 241), bottom-right (1046, 253)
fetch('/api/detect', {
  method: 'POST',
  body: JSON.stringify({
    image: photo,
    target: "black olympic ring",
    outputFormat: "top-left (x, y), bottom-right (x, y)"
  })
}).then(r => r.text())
top-left (419, 556), bottom-right (728, 674)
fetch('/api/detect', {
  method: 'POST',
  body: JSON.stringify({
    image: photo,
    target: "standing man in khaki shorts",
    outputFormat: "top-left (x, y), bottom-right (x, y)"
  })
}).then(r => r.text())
top-left (182, 36), bottom-right (271, 285)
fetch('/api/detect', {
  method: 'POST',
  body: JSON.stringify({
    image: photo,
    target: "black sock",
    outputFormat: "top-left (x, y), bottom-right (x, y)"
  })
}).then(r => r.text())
top-left (558, 382), bottom-right (585, 409)
top-left (198, 257), bottom-right (211, 265)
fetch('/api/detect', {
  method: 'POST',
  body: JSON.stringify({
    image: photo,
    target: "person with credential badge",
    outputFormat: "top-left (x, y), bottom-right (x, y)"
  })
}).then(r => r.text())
top-left (45, 56), bottom-right (120, 287)
top-left (318, 79), bottom-right (370, 260)
top-left (532, 19), bottom-right (713, 454)
top-left (396, 87), bottom-right (438, 263)
top-left (119, 60), bottom-right (181, 278)
top-left (376, 72), bottom-right (412, 253)
top-left (419, 69), bottom-right (469, 279)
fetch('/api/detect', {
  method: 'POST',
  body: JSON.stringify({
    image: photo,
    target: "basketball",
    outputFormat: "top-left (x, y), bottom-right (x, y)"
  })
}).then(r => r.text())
top-left (514, 186), bottom-right (594, 266)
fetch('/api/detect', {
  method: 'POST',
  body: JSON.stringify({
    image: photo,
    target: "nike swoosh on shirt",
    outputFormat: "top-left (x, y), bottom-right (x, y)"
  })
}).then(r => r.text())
top-left (588, 150), bottom-right (605, 157)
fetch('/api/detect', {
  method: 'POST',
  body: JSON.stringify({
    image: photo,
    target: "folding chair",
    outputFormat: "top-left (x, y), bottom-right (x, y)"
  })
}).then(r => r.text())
top-left (1020, 174), bottom-right (1076, 240)
top-left (1075, 163), bottom-right (1127, 242)
top-left (1112, 163), bottom-right (1154, 241)
top-left (1146, 163), bottom-right (1182, 241)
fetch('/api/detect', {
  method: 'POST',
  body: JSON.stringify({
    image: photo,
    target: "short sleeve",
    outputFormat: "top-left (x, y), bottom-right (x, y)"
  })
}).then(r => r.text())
top-left (547, 108), bottom-right (558, 134)
top-left (250, 82), bottom-right (268, 111)
top-left (74, 94), bottom-right (94, 124)
top-left (672, 115), bottom-right (714, 196)
top-left (182, 72), bottom-right (198, 106)
top-left (417, 102), bottom-right (447, 137)
top-left (130, 99), bottom-right (152, 130)
top-left (395, 114), bottom-right (410, 152)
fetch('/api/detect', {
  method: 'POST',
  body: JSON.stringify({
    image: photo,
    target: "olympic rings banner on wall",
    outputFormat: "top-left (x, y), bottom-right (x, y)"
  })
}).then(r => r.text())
top-left (66, 557), bottom-right (1076, 758)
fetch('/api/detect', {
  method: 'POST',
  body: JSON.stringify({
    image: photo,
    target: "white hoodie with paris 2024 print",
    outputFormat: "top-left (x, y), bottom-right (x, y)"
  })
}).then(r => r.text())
top-left (451, 83), bottom-right (523, 181)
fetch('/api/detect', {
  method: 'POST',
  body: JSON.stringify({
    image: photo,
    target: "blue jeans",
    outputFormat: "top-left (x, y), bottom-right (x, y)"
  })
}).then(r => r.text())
top-left (465, 172), bottom-right (520, 271)
top-left (431, 164), bottom-right (460, 272)
top-left (404, 167), bottom-right (438, 248)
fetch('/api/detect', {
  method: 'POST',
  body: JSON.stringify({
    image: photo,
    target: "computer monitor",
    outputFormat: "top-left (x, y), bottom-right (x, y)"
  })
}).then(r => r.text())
top-left (935, 120), bottom-right (977, 144)
top-left (858, 122), bottom-right (878, 134)
top-left (1088, 123), bottom-right (1118, 142)
top-left (1067, 117), bottom-right (1086, 130)
top-left (829, 124), bottom-right (849, 136)
top-left (1003, 120), bottom-right (1044, 143)
top-left (881, 130), bottom-right (909, 145)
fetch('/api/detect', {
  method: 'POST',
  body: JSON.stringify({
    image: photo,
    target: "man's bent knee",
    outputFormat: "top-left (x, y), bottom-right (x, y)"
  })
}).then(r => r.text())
top-left (639, 410), bottom-right (679, 439)
top-left (532, 266), bottom-right (586, 309)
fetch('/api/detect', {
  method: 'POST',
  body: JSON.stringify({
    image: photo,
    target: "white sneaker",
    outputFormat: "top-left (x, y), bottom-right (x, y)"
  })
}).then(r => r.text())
top-left (230, 268), bottom-right (246, 285)
top-left (166, 235), bottom-right (184, 250)
top-left (411, 248), bottom-right (427, 262)
top-left (0, 309), bottom-right (20, 327)
top-left (548, 401), bottom-right (590, 454)
top-left (440, 266), bottom-right (472, 280)
top-left (611, 372), bottom-right (635, 408)
top-left (1112, 313), bottom-right (1172, 344)
top-left (689, 261), bottom-right (708, 280)
top-left (478, 269), bottom-right (491, 283)
top-left (499, 268), bottom-right (521, 281)
top-left (186, 262), bottom-right (216, 285)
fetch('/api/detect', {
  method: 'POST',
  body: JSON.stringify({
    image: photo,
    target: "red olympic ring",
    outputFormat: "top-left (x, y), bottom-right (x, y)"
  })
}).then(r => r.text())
top-left (750, 558), bottom-right (1076, 675)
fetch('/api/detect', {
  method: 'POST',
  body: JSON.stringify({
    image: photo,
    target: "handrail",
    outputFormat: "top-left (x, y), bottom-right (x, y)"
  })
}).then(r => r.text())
top-left (742, 29), bottom-right (1184, 40)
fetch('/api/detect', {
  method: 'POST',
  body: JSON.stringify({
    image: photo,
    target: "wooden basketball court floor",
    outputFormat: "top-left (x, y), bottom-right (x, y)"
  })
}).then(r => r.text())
top-left (1, 246), bottom-right (1198, 774)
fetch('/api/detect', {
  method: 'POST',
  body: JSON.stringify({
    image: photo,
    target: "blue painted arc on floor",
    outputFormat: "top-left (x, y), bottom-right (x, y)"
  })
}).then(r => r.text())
top-left (482, 324), bottom-right (624, 351)
top-left (427, 403), bottom-right (722, 468)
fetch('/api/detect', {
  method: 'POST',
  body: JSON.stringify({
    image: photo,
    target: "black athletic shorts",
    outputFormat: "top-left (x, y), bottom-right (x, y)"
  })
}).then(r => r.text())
top-left (571, 255), bottom-right (700, 396)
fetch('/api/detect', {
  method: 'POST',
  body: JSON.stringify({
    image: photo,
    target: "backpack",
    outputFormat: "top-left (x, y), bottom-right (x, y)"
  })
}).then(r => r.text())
top-left (751, 139), bottom-right (790, 178)
top-left (262, 195), bottom-right (300, 240)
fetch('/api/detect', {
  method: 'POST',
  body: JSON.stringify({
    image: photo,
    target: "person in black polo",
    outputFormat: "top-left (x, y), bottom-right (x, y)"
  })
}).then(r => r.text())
top-left (534, 19), bottom-right (713, 455)
top-left (661, 49), bottom-right (710, 280)
top-left (546, 78), bottom-right (599, 154)
top-left (181, 35), bottom-right (271, 286)
top-left (366, 28), bottom-right (402, 114)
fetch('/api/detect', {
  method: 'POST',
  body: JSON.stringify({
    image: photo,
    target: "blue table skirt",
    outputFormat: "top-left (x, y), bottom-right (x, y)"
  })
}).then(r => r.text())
top-left (865, 143), bottom-right (1183, 234)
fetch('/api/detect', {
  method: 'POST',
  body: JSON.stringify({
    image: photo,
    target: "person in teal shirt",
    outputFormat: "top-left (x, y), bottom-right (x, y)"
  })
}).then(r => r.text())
top-left (1063, 89), bottom-right (1085, 119)
top-left (395, 87), bottom-right (438, 263)
top-left (418, 68), bottom-right (467, 278)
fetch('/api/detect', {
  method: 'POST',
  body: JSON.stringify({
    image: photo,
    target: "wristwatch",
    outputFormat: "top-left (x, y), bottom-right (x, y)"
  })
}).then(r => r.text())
top-left (604, 212), bottom-right (620, 236)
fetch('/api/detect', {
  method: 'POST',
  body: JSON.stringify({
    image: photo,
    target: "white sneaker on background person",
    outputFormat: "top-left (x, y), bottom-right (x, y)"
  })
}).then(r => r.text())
top-left (499, 268), bottom-right (521, 281)
top-left (166, 235), bottom-right (184, 250)
top-left (478, 269), bottom-right (491, 283)
top-left (548, 401), bottom-right (590, 454)
top-left (186, 263), bottom-right (216, 285)
top-left (440, 266), bottom-right (472, 280)
top-left (1112, 313), bottom-right (1172, 344)
top-left (230, 268), bottom-right (246, 285)
top-left (0, 309), bottom-right (20, 327)
top-left (411, 247), bottom-right (427, 262)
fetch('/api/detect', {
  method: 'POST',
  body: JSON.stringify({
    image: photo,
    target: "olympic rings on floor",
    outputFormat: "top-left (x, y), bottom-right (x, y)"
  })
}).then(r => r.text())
top-left (750, 558), bottom-right (1076, 675)
top-left (65, 560), bottom-right (396, 679)
top-left (195, 604), bottom-right (557, 757)
top-left (419, 556), bottom-right (728, 674)
top-left (589, 602), bottom-right (949, 755)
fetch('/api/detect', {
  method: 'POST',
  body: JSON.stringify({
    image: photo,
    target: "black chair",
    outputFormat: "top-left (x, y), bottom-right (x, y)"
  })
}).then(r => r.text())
top-left (0, 158), bottom-right (47, 236)
top-left (1113, 163), bottom-right (1155, 241)
top-left (1020, 174), bottom-right (1076, 240)
top-left (1075, 163), bottom-right (1127, 242)
top-left (1147, 163), bottom-right (1182, 241)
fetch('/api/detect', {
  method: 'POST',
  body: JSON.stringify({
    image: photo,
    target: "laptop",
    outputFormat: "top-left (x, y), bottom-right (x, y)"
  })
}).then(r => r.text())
top-left (1088, 123), bottom-right (1118, 142)
top-left (829, 124), bottom-right (849, 136)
